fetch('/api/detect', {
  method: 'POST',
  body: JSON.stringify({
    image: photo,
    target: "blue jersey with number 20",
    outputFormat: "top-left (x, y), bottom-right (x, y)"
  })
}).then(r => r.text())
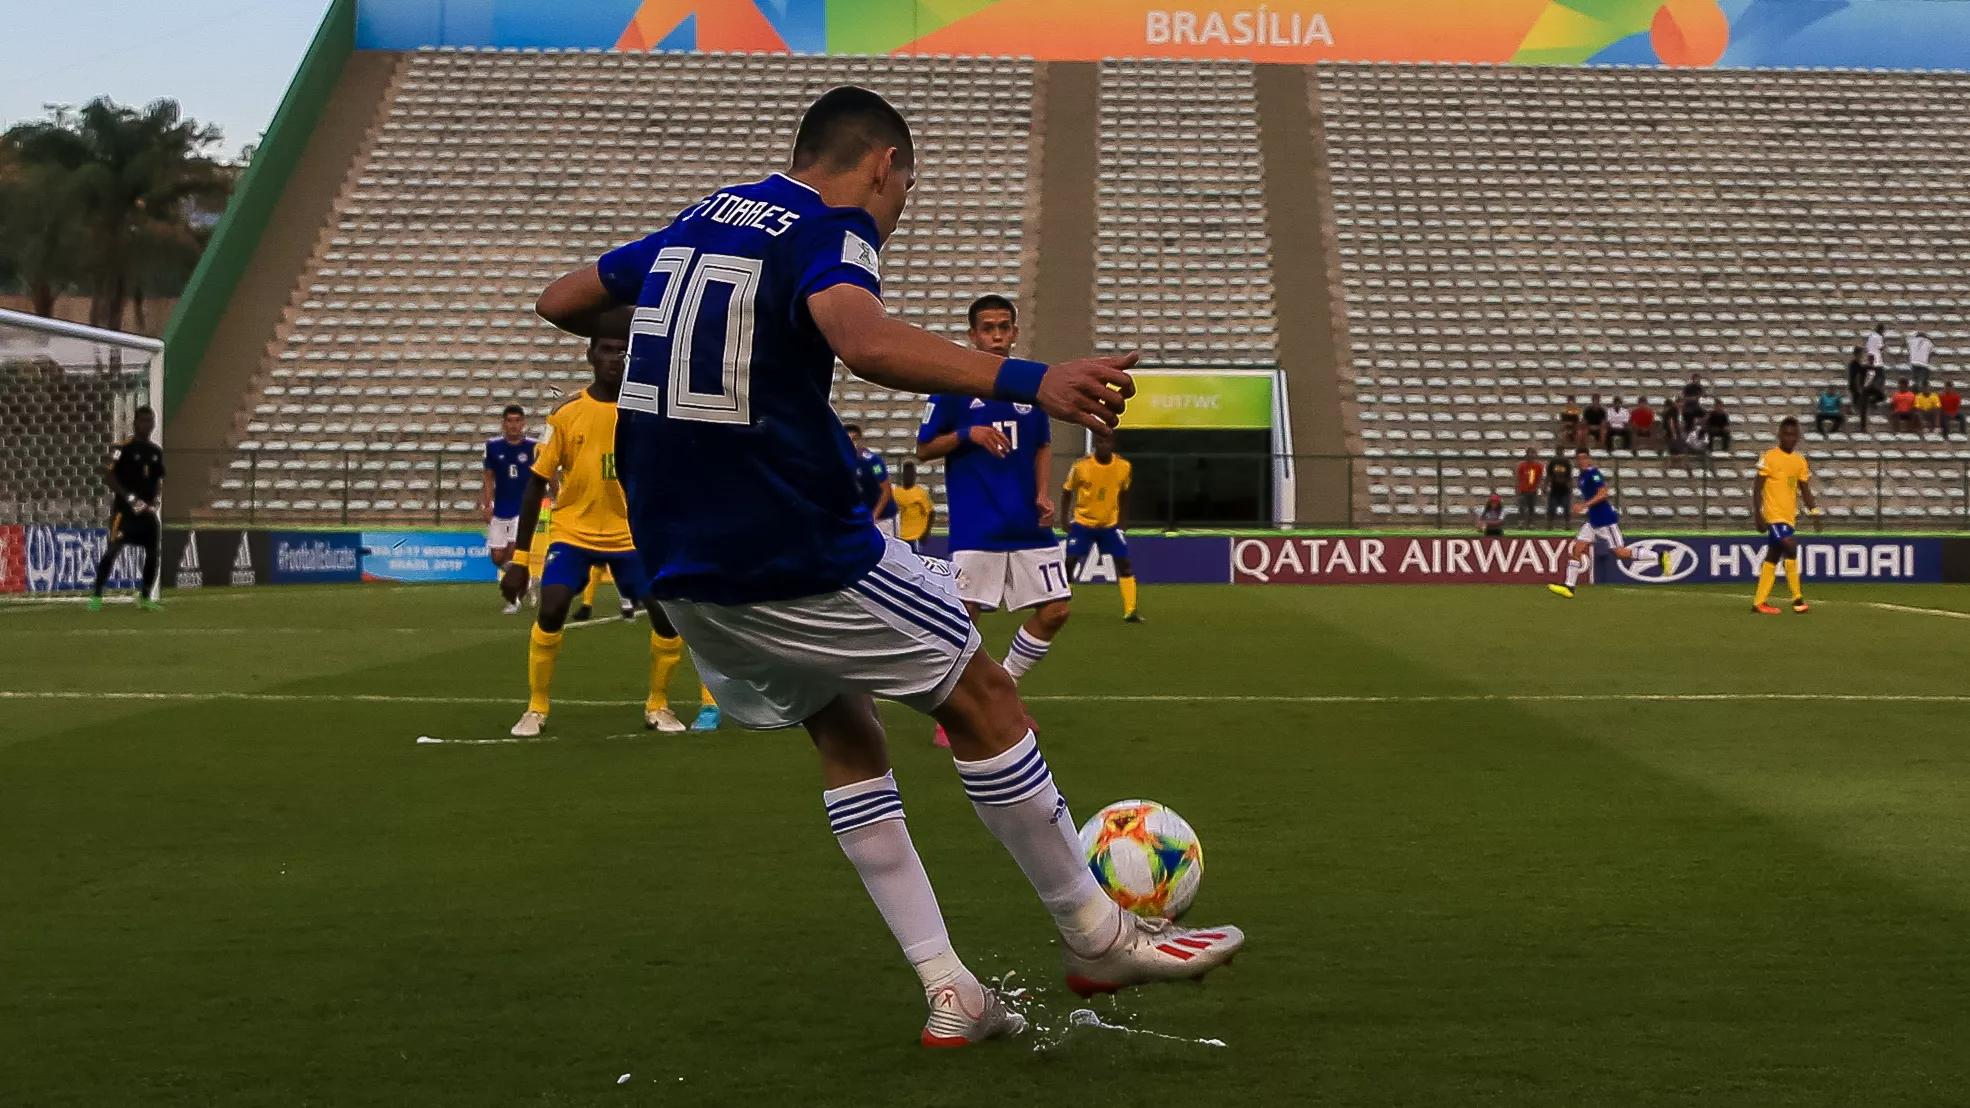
top-left (597, 173), bottom-right (887, 605)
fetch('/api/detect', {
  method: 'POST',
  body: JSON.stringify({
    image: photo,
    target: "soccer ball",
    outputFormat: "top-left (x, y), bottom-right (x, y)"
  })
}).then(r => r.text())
top-left (1078, 799), bottom-right (1203, 920)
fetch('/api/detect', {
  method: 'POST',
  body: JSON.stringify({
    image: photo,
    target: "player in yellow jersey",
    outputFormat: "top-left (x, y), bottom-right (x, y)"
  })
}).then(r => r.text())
top-left (1061, 434), bottom-right (1141, 622)
top-left (1751, 416), bottom-right (1822, 615)
top-left (499, 337), bottom-right (718, 735)
top-left (891, 460), bottom-right (935, 552)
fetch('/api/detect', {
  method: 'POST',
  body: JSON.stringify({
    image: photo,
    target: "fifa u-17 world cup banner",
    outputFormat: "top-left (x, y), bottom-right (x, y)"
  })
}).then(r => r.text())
top-left (1231, 535), bottom-right (1576, 584)
top-left (361, 530), bottom-right (499, 583)
top-left (357, 0), bottom-right (1970, 70)
top-left (1602, 536), bottom-right (1943, 585)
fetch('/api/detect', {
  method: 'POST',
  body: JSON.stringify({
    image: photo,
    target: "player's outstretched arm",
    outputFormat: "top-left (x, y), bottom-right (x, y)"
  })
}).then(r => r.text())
top-left (536, 265), bottom-right (635, 340)
top-left (810, 286), bottom-right (1136, 432)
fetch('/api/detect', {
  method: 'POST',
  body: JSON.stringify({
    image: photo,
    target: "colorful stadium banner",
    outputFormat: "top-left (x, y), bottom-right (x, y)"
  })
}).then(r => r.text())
top-left (0, 525), bottom-right (23, 593)
top-left (269, 532), bottom-right (365, 585)
top-left (1231, 535), bottom-right (1578, 584)
top-left (355, 0), bottom-right (1970, 70)
top-left (1125, 371), bottom-right (1275, 430)
top-left (361, 530), bottom-right (499, 583)
top-left (1601, 536), bottom-right (1943, 585)
top-left (18, 525), bottom-right (144, 593)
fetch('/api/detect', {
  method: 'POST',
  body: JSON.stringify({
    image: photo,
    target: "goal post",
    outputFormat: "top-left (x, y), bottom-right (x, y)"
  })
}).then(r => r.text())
top-left (0, 308), bottom-right (166, 600)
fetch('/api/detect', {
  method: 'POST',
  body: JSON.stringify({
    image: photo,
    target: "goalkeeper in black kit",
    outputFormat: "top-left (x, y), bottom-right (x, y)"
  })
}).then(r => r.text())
top-left (88, 405), bottom-right (165, 611)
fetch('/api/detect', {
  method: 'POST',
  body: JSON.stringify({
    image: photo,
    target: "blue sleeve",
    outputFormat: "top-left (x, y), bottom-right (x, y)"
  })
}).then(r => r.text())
top-left (482, 441), bottom-right (496, 471)
top-left (918, 395), bottom-right (959, 444)
top-left (1031, 409), bottom-right (1052, 447)
top-left (596, 234), bottom-right (660, 304)
top-left (791, 208), bottom-right (883, 309)
top-left (868, 455), bottom-right (889, 482)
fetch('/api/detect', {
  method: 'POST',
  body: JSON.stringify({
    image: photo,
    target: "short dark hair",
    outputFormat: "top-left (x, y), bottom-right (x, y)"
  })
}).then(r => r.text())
top-left (502, 404), bottom-right (524, 418)
top-left (968, 294), bottom-right (1016, 329)
top-left (843, 423), bottom-right (862, 436)
top-left (134, 404), bottom-right (155, 417)
top-left (1780, 416), bottom-right (1800, 429)
top-left (791, 86), bottom-right (913, 173)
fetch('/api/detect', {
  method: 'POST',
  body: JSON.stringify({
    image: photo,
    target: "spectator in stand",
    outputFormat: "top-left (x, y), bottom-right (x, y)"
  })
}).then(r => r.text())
top-left (1683, 373), bottom-right (1706, 405)
top-left (1513, 447), bottom-right (1544, 529)
top-left (1606, 397), bottom-right (1633, 451)
top-left (1476, 494), bottom-right (1506, 537)
top-left (1558, 396), bottom-right (1582, 449)
top-left (1860, 361), bottom-right (1888, 430)
top-left (1704, 398), bottom-right (1732, 453)
top-left (1864, 323), bottom-right (1887, 372)
top-left (1915, 383), bottom-right (1942, 433)
top-left (1662, 394), bottom-right (1685, 454)
top-left (1846, 345), bottom-right (1870, 412)
top-left (1630, 397), bottom-right (1656, 450)
top-left (1890, 378), bottom-right (1919, 434)
top-left (1582, 394), bottom-right (1608, 448)
top-left (1942, 380), bottom-right (1964, 439)
top-left (1545, 450), bottom-right (1574, 526)
top-left (1814, 386), bottom-right (1845, 435)
top-left (1909, 330), bottom-right (1936, 391)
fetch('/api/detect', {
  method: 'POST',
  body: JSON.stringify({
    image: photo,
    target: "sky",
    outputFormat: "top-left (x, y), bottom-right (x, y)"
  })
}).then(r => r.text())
top-left (0, 0), bottom-right (336, 161)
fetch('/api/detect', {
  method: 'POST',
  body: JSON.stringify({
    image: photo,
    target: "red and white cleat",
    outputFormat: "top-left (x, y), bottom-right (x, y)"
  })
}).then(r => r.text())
top-left (1062, 915), bottom-right (1245, 998)
top-left (919, 974), bottom-right (1025, 1048)
top-left (1753, 603), bottom-right (1782, 615)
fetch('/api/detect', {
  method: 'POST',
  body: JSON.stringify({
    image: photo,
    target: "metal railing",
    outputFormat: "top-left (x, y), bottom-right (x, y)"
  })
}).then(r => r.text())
top-left (168, 448), bottom-right (1970, 531)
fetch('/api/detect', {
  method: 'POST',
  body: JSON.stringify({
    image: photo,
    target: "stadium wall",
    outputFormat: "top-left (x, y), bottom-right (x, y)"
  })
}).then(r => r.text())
top-left (160, 0), bottom-right (357, 419)
top-left (354, 0), bottom-right (1970, 69)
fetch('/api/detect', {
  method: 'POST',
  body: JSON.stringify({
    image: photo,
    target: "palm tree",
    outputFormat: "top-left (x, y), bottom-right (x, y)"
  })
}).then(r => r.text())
top-left (4, 97), bottom-right (229, 330)
top-left (0, 142), bottom-right (82, 316)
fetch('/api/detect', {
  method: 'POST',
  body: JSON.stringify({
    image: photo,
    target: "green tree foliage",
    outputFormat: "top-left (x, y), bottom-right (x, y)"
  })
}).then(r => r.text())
top-left (2, 97), bottom-right (232, 330)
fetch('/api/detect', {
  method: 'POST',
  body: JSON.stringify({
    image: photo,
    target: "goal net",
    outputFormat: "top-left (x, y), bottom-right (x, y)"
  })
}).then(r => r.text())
top-left (0, 309), bottom-right (164, 598)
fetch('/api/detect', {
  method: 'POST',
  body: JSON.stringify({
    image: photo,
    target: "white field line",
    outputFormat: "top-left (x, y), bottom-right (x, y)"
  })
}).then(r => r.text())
top-left (7, 690), bottom-right (1970, 709)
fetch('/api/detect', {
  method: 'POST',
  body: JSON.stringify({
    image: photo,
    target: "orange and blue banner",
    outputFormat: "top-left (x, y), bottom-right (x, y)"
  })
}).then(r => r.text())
top-left (358, 1), bottom-right (1970, 69)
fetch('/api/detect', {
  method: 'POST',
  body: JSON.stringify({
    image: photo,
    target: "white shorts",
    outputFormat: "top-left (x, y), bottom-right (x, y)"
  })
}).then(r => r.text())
top-left (486, 515), bottom-right (519, 551)
top-left (874, 515), bottom-right (899, 539)
top-left (658, 538), bottom-right (981, 731)
top-left (1575, 522), bottom-right (1625, 550)
top-left (952, 545), bottom-right (1071, 612)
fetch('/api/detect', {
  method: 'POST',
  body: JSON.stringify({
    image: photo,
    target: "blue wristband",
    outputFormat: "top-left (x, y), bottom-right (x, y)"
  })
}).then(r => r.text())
top-left (993, 358), bottom-right (1048, 404)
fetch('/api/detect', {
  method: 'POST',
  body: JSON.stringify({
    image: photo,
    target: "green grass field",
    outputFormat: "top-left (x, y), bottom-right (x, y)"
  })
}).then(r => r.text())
top-left (5, 581), bottom-right (1969, 1106)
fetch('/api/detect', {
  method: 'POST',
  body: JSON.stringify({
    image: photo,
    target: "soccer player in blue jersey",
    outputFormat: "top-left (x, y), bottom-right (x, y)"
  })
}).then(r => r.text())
top-left (534, 86), bottom-right (1242, 1047)
top-left (919, 296), bottom-right (1071, 689)
top-left (846, 423), bottom-right (898, 538)
top-left (480, 404), bottom-right (537, 613)
top-left (1547, 447), bottom-right (1659, 597)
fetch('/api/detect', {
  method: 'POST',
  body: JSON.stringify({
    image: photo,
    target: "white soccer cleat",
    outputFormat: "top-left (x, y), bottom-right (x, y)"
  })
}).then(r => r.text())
top-left (919, 975), bottom-right (1026, 1048)
top-left (501, 600), bottom-right (521, 615)
top-left (644, 707), bottom-right (685, 733)
top-left (1062, 915), bottom-right (1245, 998)
top-left (510, 710), bottom-right (546, 738)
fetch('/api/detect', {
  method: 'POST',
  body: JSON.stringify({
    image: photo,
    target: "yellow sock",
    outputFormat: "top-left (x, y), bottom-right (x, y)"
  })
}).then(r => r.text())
top-left (648, 632), bottom-right (684, 712)
top-left (699, 681), bottom-right (716, 708)
top-left (1783, 558), bottom-right (1803, 600)
top-left (582, 566), bottom-right (603, 608)
top-left (1118, 575), bottom-right (1138, 616)
top-left (1754, 563), bottom-right (1777, 606)
top-left (527, 624), bottom-right (564, 714)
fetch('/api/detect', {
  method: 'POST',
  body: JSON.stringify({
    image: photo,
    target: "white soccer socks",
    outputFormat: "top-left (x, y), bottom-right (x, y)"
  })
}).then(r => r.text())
top-left (954, 732), bottom-right (1124, 955)
top-left (824, 772), bottom-right (964, 986)
top-left (1564, 553), bottom-right (1589, 588)
top-left (1002, 628), bottom-right (1050, 680)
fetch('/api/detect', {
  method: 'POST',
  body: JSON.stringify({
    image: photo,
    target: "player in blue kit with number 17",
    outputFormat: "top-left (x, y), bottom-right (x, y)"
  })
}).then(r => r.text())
top-left (533, 86), bottom-right (1242, 1048)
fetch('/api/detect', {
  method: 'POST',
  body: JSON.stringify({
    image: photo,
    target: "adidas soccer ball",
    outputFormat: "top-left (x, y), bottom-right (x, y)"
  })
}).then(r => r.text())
top-left (1078, 799), bottom-right (1203, 920)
